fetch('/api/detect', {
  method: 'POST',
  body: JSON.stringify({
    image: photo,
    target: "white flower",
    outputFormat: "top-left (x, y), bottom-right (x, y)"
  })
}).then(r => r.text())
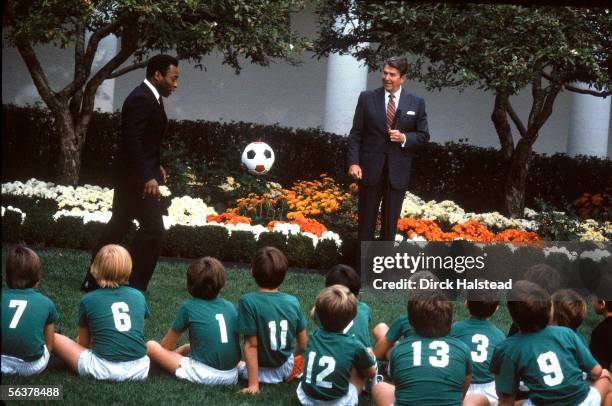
top-left (580, 249), bottom-right (611, 262)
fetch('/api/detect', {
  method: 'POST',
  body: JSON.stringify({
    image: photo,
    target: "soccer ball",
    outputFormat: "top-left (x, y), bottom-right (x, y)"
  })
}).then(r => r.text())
top-left (241, 141), bottom-right (275, 175)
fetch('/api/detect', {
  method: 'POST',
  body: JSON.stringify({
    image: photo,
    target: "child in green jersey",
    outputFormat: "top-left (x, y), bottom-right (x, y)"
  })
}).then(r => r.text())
top-left (552, 289), bottom-right (587, 333)
top-left (450, 283), bottom-right (505, 406)
top-left (372, 271), bottom-right (438, 360)
top-left (372, 289), bottom-right (472, 406)
top-left (296, 285), bottom-right (377, 405)
top-left (491, 280), bottom-right (612, 406)
top-left (53, 244), bottom-right (150, 381)
top-left (146, 257), bottom-right (241, 384)
top-left (237, 246), bottom-right (308, 394)
top-left (2, 246), bottom-right (59, 376)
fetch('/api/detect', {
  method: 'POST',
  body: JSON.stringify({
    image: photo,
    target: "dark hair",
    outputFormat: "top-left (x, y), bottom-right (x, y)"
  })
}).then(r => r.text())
top-left (187, 257), bottom-right (225, 299)
top-left (507, 280), bottom-right (551, 333)
top-left (326, 264), bottom-right (360, 297)
top-left (251, 246), bottom-right (288, 289)
top-left (5, 245), bottom-right (41, 289)
top-left (594, 275), bottom-right (612, 312)
top-left (384, 56), bottom-right (408, 76)
top-left (523, 264), bottom-right (561, 294)
top-left (466, 281), bottom-right (501, 319)
top-left (315, 285), bottom-right (357, 333)
top-left (146, 54), bottom-right (179, 79)
top-left (552, 289), bottom-right (587, 331)
top-left (408, 289), bottom-right (453, 338)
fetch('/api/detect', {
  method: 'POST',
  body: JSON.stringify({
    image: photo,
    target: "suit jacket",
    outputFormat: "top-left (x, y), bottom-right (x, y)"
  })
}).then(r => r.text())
top-left (113, 83), bottom-right (167, 186)
top-left (347, 87), bottom-right (429, 190)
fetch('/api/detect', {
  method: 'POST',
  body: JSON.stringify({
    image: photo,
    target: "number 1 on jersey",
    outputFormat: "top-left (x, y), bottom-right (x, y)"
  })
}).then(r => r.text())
top-left (269, 320), bottom-right (288, 350)
top-left (215, 314), bottom-right (228, 343)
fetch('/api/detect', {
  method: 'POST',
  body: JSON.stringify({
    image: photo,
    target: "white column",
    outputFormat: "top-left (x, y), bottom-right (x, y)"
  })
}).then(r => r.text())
top-left (87, 32), bottom-right (118, 113)
top-left (322, 53), bottom-right (369, 135)
top-left (567, 83), bottom-right (611, 158)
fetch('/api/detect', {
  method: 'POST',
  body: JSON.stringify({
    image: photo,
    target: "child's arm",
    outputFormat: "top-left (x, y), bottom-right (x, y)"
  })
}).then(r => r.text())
top-left (44, 323), bottom-right (56, 352)
top-left (240, 335), bottom-right (260, 394)
top-left (588, 364), bottom-right (603, 382)
top-left (160, 329), bottom-right (181, 350)
top-left (359, 364), bottom-right (377, 379)
top-left (293, 329), bottom-right (308, 356)
top-left (497, 393), bottom-right (517, 406)
top-left (76, 326), bottom-right (91, 348)
top-left (373, 336), bottom-right (394, 360)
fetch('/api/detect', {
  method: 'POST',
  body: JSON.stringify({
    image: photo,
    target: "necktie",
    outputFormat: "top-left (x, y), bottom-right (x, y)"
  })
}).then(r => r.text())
top-left (386, 93), bottom-right (396, 129)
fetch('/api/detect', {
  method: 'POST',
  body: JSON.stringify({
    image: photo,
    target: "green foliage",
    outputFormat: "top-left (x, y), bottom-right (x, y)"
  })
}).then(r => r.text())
top-left (223, 230), bottom-right (257, 262)
top-left (21, 208), bottom-right (54, 245)
top-left (313, 239), bottom-right (340, 269)
top-left (80, 221), bottom-right (107, 250)
top-left (256, 231), bottom-right (288, 252)
top-left (286, 234), bottom-right (315, 268)
top-left (1, 210), bottom-right (23, 243)
top-left (533, 199), bottom-right (583, 241)
top-left (51, 216), bottom-right (85, 248)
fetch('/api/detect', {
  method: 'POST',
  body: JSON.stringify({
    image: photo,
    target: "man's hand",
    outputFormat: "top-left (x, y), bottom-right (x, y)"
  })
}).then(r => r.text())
top-left (143, 178), bottom-right (160, 200)
top-left (348, 164), bottom-right (362, 180)
top-left (389, 129), bottom-right (406, 143)
top-left (160, 166), bottom-right (167, 183)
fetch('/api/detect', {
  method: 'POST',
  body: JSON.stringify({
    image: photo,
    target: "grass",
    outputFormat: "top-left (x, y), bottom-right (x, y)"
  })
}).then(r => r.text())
top-left (1, 246), bottom-right (604, 405)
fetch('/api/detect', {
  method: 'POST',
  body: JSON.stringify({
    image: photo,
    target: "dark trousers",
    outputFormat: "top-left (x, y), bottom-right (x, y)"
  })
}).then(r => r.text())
top-left (357, 173), bottom-right (405, 242)
top-left (81, 181), bottom-right (164, 291)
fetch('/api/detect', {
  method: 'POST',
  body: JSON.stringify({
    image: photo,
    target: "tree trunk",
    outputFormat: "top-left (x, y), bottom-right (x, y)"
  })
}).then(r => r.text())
top-left (504, 139), bottom-right (534, 217)
top-left (53, 105), bottom-right (86, 185)
top-left (491, 93), bottom-right (515, 161)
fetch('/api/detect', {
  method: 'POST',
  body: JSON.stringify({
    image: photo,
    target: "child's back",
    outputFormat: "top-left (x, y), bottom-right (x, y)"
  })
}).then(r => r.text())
top-left (2, 287), bottom-right (59, 361)
top-left (238, 291), bottom-right (306, 367)
top-left (80, 285), bottom-right (148, 362)
top-left (390, 333), bottom-right (471, 405)
top-left (173, 296), bottom-right (240, 370)
top-left (491, 325), bottom-right (597, 406)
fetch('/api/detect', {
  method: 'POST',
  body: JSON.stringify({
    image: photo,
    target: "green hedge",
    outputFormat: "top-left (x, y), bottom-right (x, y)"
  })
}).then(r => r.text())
top-left (1, 208), bottom-right (340, 270)
top-left (3, 104), bottom-right (611, 214)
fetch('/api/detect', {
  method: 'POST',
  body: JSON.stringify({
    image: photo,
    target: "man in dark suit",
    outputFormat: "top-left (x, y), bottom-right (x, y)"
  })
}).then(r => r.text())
top-left (348, 56), bottom-right (430, 242)
top-left (81, 54), bottom-right (179, 291)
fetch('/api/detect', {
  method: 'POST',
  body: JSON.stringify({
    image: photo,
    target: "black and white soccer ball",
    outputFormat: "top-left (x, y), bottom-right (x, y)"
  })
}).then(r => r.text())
top-left (241, 141), bottom-right (275, 175)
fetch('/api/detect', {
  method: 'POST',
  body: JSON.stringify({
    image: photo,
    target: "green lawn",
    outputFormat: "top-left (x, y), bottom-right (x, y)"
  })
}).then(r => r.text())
top-left (1, 246), bottom-right (604, 405)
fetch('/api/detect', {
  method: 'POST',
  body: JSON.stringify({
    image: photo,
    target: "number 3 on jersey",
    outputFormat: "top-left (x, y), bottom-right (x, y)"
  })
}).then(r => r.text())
top-left (111, 302), bottom-right (131, 332)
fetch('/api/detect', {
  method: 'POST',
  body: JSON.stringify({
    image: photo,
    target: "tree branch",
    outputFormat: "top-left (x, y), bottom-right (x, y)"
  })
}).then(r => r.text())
top-left (542, 71), bottom-right (611, 97)
top-left (505, 99), bottom-right (526, 138)
top-left (14, 38), bottom-right (60, 109)
top-left (108, 61), bottom-right (148, 79)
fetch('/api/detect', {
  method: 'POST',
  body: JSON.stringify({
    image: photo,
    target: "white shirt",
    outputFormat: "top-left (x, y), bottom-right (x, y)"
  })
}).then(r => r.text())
top-left (143, 78), bottom-right (161, 104)
top-left (385, 87), bottom-right (406, 146)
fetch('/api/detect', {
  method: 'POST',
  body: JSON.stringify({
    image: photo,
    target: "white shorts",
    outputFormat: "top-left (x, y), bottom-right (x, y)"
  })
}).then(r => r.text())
top-left (176, 357), bottom-right (238, 385)
top-left (296, 382), bottom-right (359, 406)
top-left (77, 350), bottom-right (149, 381)
top-left (467, 381), bottom-right (498, 405)
top-left (238, 354), bottom-right (294, 384)
top-left (524, 386), bottom-right (601, 406)
top-left (1, 346), bottom-right (50, 376)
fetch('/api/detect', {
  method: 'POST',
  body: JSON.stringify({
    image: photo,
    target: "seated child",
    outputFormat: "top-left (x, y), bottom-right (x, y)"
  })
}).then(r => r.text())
top-left (450, 283), bottom-right (505, 406)
top-left (296, 285), bottom-right (377, 405)
top-left (507, 264), bottom-right (561, 337)
top-left (552, 289), bottom-right (587, 334)
top-left (237, 246), bottom-right (308, 393)
top-left (147, 257), bottom-right (241, 384)
top-left (325, 264), bottom-right (372, 348)
top-left (53, 244), bottom-right (150, 381)
top-left (1, 246), bottom-right (59, 376)
top-left (591, 275), bottom-right (612, 370)
top-left (491, 280), bottom-right (612, 406)
top-left (372, 289), bottom-right (472, 406)
top-left (372, 271), bottom-right (439, 360)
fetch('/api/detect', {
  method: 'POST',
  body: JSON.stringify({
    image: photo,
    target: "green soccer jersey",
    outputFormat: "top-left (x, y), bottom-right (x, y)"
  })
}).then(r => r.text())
top-left (315, 300), bottom-right (372, 348)
top-left (490, 325), bottom-right (597, 406)
top-left (78, 286), bottom-right (149, 362)
top-left (300, 329), bottom-right (376, 401)
top-left (172, 297), bottom-right (241, 371)
top-left (389, 334), bottom-right (472, 406)
top-left (237, 291), bottom-right (307, 368)
top-left (2, 288), bottom-right (59, 361)
top-left (386, 314), bottom-right (412, 343)
top-left (450, 318), bottom-right (505, 384)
